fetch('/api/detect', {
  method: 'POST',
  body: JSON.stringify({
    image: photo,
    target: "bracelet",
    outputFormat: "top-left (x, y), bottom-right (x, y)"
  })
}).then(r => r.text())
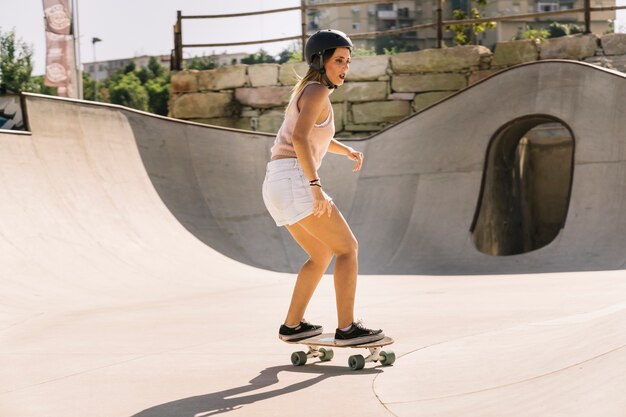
top-left (309, 178), bottom-right (321, 187)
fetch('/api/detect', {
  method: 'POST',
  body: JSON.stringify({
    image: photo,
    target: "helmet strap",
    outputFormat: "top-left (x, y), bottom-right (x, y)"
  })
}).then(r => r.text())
top-left (317, 53), bottom-right (337, 90)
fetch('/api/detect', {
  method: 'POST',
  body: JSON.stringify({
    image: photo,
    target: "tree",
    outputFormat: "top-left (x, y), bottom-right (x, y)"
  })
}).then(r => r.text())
top-left (547, 22), bottom-right (568, 38)
top-left (241, 49), bottom-right (276, 65)
top-left (352, 47), bottom-right (376, 57)
top-left (447, 0), bottom-right (496, 46)
top-left (82, 71), bottom-right (99, 101)
top-left (277, 48), bottom-right (296, 64)
top-left (145, 76), bottom-right (169, 115)
top-left (546, 22), bottom-right (582, 38)
top-left (286, 50), bottom-right (302, 63)
top-left (31, 75), bottom-right (58, 96)
top-left (514, 26), bottom-right (550, 42)
top-left (109, 72), bottom-right (148, 111)
top-left (186, 56), bottom-right (216, 70)
top-left (123, 60), bottom-right (136, 74)
top-left (514, 22), bottom-right (584, 42)
top-left (0, 28), bottom-right (37, 93)
top-left (134, 66), bottom-right (150, 85)
top-left (102, 57), bottom-right (170, 115)
top-left (148, 56), bottom-right (166, 78)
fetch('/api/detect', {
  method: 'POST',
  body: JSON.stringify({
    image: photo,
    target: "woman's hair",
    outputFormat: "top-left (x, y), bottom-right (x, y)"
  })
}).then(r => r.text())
top-left (285, 48), bottom-right (338, 113)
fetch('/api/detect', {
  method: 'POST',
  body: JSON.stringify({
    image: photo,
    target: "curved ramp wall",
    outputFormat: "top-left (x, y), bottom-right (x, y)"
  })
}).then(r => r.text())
top-left (15, 60), bottom-right (626, 275)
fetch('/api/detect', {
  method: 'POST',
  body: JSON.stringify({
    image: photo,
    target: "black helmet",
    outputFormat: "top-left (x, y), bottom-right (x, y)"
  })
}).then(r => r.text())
top-left (304, 29), bottom-right (353, 89)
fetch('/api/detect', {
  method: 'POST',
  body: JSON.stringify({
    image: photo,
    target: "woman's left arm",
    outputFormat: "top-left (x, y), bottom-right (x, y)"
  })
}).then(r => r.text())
top-left (328, 138), bottom-right (364, 172)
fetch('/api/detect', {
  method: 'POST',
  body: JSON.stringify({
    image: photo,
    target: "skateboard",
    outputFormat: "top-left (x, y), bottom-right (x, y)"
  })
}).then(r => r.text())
top-left (284, 333), bottom-right (395, 370)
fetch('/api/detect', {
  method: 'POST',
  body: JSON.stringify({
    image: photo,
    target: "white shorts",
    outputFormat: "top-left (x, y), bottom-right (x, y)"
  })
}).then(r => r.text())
top-left (262, 158), bottom-right (332, 227)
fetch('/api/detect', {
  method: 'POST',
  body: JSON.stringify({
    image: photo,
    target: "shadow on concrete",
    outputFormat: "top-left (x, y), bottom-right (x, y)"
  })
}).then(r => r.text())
top-left (132, 364), bottom-right (384, 417)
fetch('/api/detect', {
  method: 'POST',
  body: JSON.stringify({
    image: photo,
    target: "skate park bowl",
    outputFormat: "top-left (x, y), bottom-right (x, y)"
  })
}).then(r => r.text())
top-left (2, 60), bottom-right (626, 416)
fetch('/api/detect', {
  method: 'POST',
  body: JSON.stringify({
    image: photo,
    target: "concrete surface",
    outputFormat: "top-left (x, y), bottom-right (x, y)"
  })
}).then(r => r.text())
top-left (128, 60), bottom-right (626, 275)
top-left (1, 60), bottom-right (626, 416)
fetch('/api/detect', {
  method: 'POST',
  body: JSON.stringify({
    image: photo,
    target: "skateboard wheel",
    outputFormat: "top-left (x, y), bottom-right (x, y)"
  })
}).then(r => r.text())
top-left (291, 351), bottom-right (308, 366)
top-left (348, 354), bottom-right (365, 370)
top-left (380, 350), bottom-right (396, 366)
top-left (319, 348), bottom-right (334, 362)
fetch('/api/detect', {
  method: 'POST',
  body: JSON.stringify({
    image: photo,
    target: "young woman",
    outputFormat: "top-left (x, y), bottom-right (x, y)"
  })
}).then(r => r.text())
top-left (262, 30), bottom-right (384, 346)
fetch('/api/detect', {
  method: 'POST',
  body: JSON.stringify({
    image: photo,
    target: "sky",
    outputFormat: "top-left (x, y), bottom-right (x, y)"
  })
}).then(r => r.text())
top-left (616, 0), bottom-right (626, 33)
top-left (1, 0), bottom-right (303, 76)
top-left (2, 0), bottom-right (626, 77)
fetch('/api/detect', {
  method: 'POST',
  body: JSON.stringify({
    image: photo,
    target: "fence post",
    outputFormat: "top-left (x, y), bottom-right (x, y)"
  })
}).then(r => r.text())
top-left (437, 0), bottom-right (443, 48)
top-left (301, 1), bottom-right (307, 61)
top-left (584, 0), bottom-right (591, 34)
top-left (174, 10), bottom-right (183, 70)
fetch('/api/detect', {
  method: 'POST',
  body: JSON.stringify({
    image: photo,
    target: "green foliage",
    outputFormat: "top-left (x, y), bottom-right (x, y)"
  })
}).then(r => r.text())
top-left (96, 58), bottom-right (170, 115)
top-left (514, 26), bottom-right (550, 42)
top-left (123, 60), bottom-right (136, 74)
top-left (374, 35), bottom-right (418, 55)
top-left (82, 71), bottom-right (102, 101)
top-left (31, 75), bottom-right (58, 96)
top-left (241, 49), bottom-right (276, 64)
top-left (277, 48), bottom-right (297, 64)
top-left (186, 56), bottom-right (216, 70)
top-left (0, 28), bottom-right (38, 93)
top-left (352, 47), bottom-right (376, 57)
top-left (286, 50), bottom-right (302, 63)
top-left (514, 22), bottom-right (584, 43)
top-left (148, 56), bottom-right (166, 78)
top-left (109, 72), bottom-right (148, 111)
top-left (144, 76), bottom-right (169, 116)
top-left (547, 22), bottom-right (568, 38)
top-left (568, 24), bottom-right (583, 35)
top-left (446, 0), bottom-right (496, 46)
top-left (134, 67), bottom-right (150, 85)
top-left (82, 72), bottom-right (93, 99)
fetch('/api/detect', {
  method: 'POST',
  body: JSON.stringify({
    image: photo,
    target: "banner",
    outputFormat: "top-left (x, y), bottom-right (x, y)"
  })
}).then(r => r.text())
top-left (43, 0), bottom-right (71, 35)
top-left (43, 0), bottom-right (77, 98)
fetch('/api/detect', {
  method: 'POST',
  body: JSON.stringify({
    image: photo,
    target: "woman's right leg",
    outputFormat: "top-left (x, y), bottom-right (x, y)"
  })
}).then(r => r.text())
top-left (283, 222), bottom-right (334, 326)
top-left (296, 205), bottom-right (359, 329)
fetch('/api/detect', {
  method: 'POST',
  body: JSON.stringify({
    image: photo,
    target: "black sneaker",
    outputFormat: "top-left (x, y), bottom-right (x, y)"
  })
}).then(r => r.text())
top-left (278, 319), bottom-right (323, 341)
top-left (334, 321), bottom-right (384, 346)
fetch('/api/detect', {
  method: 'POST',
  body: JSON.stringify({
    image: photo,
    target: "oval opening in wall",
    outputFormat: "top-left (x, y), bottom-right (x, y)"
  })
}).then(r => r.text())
top-left (471, 116), bottom-right (575, 256)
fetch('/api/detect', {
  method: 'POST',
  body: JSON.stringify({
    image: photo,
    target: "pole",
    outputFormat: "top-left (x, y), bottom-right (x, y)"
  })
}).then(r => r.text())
top-left (584, 0), bottom-right (591, 33)
top-left (92, 42), bottom-right (96, 101)
top-left (301, 1), bottom-right (307, 62)
top-left (91, 37), bottom-right (101, 101)
top-left (175, 11), bottom-right (183, 70)
top-left (72, 0), bottom-right (83, 99)
top-left (437, 0), bottom-right (443, 48)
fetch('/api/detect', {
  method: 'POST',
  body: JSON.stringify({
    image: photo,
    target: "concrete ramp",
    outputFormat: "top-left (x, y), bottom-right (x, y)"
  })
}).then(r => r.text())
top-left (16, 60), bottom-right (626, 275)
top-left (3, 60), bottom-right (626, 277)
top-left (2, 60), bottom-right (626, 417)
top-left (0, 97), bottom-right (281, 315)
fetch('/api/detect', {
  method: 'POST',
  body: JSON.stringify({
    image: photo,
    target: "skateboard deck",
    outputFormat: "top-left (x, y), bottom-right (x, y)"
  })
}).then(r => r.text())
top-left (284, 333), bottom-right (395, 370)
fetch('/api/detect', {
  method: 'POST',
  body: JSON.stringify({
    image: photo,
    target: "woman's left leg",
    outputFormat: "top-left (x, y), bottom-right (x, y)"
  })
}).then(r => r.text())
top-left (283, 222), bottom-right (334, 326)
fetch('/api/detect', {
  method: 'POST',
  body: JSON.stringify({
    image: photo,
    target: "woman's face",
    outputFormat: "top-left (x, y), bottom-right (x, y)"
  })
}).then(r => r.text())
top-left (324, 47), bottom-right (351, 86)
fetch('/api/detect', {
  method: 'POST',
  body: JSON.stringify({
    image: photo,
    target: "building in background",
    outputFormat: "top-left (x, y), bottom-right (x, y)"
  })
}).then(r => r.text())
top-left (308, 0), bottom-right (454, 51)
top-left (84, 52), bottom-right (248, 81)
top-left (308, 0), bottom-right (615, 51)
top-left (83, 55), bottom-right (169, 82)
top-left (475, 0), bottom-right (615, 48)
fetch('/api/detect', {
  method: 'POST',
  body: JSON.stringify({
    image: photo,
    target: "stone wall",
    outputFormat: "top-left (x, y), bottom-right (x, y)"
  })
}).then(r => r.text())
top-left (169, 33), bottom-right (626, 137)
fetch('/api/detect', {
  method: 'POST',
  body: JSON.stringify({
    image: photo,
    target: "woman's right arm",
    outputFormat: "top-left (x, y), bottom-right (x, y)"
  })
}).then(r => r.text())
top-left (291, 84), bottom-right (333, 218)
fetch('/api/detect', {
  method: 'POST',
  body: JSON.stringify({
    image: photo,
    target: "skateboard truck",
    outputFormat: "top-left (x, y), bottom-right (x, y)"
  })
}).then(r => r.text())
top-left (290, 341), bottom-right (395, 370)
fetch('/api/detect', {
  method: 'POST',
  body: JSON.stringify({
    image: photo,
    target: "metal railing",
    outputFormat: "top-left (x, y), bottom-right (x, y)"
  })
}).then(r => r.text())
top-left (171, 0), bottom-right (626, 71)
